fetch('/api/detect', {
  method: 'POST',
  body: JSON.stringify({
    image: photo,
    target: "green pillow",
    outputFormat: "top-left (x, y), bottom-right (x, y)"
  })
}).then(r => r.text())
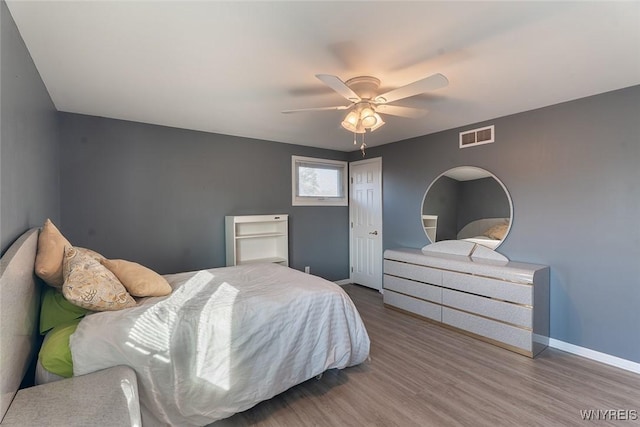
top-left (40, 286), bottom-right (90, 335)
top-left (38, 318), bottom-right (82, 378)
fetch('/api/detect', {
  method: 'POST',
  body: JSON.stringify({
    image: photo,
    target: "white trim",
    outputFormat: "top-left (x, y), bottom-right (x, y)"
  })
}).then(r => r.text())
top-left (334, 279), bottom-right (351, 286)
top-left (548, 338), bottom-right (640, 375)
top-left (291, 155), bottom-right (348, 206)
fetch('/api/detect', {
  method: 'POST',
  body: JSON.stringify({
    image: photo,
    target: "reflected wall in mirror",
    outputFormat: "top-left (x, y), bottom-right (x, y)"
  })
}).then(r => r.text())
top-left (421, 166), bottom-right (512, 250)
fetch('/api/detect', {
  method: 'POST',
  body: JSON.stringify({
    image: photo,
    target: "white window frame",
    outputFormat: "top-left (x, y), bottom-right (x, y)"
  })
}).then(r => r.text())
top-left (291, 155), bottom-right (348, 206)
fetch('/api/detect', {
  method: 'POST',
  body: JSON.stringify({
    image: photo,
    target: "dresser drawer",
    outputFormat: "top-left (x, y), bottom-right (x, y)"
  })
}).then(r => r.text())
top-left (442, 289), bottom-right (532, 328)
top-left (442, 307), bottom-right (532, 353)
top-left (384, 275), bottom-right (442, 304)
top-left (384, 260), bottom-right (442, 285)
top-left (384, 290), bottom-right (442, 322)
top-left (442, 270), bottom-right (532, 305)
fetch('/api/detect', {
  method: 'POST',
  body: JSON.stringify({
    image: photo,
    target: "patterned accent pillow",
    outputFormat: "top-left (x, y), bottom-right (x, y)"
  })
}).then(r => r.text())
top-left (79, 247), bottom-right (105, 262)
top-left (62, 246), bottom-right (137, 311)
top-left (35, 219), bottom-right (72, 288)
top-left (100, 258), bottom-right (172, 297)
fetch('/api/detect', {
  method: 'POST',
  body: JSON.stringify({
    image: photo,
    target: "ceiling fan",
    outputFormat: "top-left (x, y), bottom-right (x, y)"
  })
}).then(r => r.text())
top-left (282, 73), bottom-right (449, 136)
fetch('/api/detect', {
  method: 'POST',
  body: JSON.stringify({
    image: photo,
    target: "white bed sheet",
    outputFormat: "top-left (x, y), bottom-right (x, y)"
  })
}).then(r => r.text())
top-left (462, 236), bottom-right (501, 249)
top-left (69, 263), bottom-right (370, 426)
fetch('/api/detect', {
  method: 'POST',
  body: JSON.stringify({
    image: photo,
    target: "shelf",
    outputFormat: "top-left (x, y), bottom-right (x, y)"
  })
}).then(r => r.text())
top-left (235, 232), bottom-right (286, 239)
top-left (422, 215), bottom-right (437, 242)
top-left (238, 256), bottom-right (288, 265)
top-left (226, 214), bottom-right (289, 267)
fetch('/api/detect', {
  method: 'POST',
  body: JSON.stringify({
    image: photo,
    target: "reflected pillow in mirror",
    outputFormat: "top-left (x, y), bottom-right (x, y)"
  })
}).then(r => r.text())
top-left (483, 223), bottom-right (509, 240)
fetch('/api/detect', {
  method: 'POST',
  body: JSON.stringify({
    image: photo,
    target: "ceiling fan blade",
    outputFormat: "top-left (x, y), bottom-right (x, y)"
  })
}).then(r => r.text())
top-left (316, 74), bottom-right (361, 102)
top-left (375, 73), bottom-right (448, 104)
top-left (282, 105), bottom-right (351, 114)
top-left (376, 105), bottom-right (428, 118)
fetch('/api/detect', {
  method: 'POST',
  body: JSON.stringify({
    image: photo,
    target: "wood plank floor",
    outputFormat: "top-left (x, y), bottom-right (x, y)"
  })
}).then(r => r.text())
top-left (214, 284), bottom-right (640, 426)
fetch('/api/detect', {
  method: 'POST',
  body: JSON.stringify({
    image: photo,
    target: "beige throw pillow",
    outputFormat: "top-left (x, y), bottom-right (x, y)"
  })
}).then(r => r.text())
top-left (35, 219), bottom-right (72, 288)
top-left (100, 259), bottom-right (172, 297)
top-left (62, 246), bottom-right (137, 311)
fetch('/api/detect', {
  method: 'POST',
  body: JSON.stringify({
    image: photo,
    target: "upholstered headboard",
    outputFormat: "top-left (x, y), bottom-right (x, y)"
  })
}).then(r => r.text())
top-left (0, 228), bottom-right (41, 421)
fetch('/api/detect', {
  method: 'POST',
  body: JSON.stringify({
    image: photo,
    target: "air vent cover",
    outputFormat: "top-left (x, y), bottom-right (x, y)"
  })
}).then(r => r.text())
top-left (459, 125), bottom-right (494, 148)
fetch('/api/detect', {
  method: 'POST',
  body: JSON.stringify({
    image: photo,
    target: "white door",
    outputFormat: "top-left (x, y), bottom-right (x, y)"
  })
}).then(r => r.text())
top-left (350, 157), bottom-right (382, 290)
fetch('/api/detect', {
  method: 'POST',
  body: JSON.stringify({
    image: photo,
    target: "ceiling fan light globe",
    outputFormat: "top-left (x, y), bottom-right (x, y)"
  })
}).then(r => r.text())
top-left (342, 121), bottom-right (365, 134)
top-left (361, 116), bottom-right (377, 128)
top-left (360, 106), bottom-right (376, 127)
top-left (341, 121), bottom-right (357, 132)
top-left (345, 110), bottom-right (359, 124)
top-left (368, 113), bottom-right (385, 131)
top-left (341, 110), bottom-right (360, 132)
top-left (361, 114), bottom-right (377, 128)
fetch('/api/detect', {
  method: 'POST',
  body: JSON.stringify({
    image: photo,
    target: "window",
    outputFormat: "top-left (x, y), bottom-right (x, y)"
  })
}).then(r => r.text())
top-left (292, 156), bottom-right (348, 206)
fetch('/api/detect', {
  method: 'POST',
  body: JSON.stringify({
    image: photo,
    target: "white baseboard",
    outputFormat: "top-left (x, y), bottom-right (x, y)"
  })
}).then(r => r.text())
top-left (334, 279), bottom-right (351, 286)
top-left (548, 338), bottom-right (640, 375)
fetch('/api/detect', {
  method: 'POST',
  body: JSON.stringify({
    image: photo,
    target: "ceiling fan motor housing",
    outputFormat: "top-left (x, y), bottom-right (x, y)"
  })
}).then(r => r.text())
top-left (344, 76), bottom-right (381, 100)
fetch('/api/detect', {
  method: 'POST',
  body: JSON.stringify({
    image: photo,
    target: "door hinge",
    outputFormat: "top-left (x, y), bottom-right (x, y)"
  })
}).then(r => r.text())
top-left (351, 222), bottom-right (353, 228)
top-left (351, 266), bottom-right (353, 273)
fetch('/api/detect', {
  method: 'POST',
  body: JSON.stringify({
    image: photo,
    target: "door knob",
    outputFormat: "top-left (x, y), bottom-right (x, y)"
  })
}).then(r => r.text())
top-left (369, 231), bottom-right (378, 235)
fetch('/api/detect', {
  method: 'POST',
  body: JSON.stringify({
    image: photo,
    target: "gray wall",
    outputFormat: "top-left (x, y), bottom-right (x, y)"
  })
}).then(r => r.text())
top-left (457, 177), bottom-right (510, 229)
top-left (422, 175), bottom-right (459, 241)
top-left (0, 1), bottom-right (60, 255)
top-left (59, 113), bottom-right (350, 280)
top-left (355, 85), bottom-right (640, 363)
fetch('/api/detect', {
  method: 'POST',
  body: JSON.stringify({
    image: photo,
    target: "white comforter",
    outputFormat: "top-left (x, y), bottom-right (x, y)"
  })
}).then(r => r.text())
top-left (70, 263), bottom-right (370, 426)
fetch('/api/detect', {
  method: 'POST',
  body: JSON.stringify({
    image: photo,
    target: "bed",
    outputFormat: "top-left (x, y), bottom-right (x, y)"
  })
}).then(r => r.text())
top-left (457, 217), bottom-right (510, 250)
top-left (1, 227), bottom-right (370, 426)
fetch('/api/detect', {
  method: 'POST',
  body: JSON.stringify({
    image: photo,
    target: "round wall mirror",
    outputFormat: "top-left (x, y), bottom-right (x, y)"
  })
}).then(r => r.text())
top-left (421, 166), bottom-right (513, 250)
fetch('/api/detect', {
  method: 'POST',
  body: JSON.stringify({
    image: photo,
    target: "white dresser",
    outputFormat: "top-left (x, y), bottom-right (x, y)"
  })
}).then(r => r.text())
top-left (383, 242), bottom-right (549, 357)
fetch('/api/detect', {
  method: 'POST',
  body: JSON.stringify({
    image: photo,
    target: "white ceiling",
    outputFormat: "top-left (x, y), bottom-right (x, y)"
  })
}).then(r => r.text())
top-left (6, 1), bottom-right (640, 152)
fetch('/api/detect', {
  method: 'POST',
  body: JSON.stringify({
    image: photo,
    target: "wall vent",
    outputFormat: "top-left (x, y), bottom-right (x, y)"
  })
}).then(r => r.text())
top-left (459, 125), bottom-right (495, 148)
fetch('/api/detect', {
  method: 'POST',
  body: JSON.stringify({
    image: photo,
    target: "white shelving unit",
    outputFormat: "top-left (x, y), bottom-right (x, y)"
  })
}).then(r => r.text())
top-left (225, 214), bottom-right (289, 266)
top-left (422, 215), bottom-right (438, 242)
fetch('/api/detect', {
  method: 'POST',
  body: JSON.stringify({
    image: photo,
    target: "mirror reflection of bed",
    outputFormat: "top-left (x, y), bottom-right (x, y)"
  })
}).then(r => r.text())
top-left (421, 166), bottom-right (512, 250)
top-left (457, 217), bottom-right (510, 250)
